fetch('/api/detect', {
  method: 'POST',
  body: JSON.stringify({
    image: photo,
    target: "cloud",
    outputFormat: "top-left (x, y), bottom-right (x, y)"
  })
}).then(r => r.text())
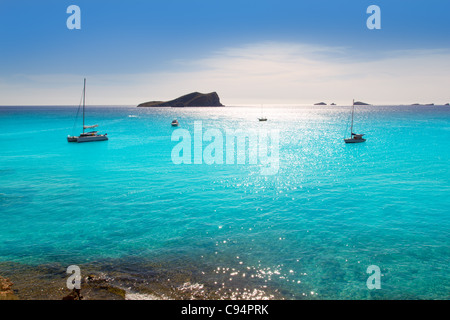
top-left (1, 42), bottom-right (449, 105)
top-left (145, 42), bottom-right (450, 105)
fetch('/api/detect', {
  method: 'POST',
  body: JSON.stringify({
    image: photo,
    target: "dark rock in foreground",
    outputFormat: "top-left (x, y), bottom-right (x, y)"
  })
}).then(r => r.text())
top-left (138, 92), bottom-right (223, 107)
top-left (62, 288), bottom-right (83, 300)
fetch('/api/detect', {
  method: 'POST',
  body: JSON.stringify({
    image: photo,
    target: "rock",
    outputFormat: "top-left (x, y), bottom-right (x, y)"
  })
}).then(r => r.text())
top-left (354, 101), bottom-right (370, 105)
top-left (83, 273), bottom-right (126, 300)
top-left (62, 288), bottom-right (83, 300)
top-left (138, 92), bottom-right (224, 107)
top-left (0, 276), bottom-right (17, 300)
top-left (330, 103), bottom-right (336, 105)
top-left (314, 102), bottom-right (327, 105)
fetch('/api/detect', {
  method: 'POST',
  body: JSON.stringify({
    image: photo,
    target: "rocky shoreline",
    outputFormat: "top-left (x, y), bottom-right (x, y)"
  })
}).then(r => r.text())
top-left (0, 260), bottom-right (286, 300)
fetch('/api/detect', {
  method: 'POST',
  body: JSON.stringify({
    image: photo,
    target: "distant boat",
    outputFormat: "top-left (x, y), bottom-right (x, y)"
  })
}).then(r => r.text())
top-left (344, 99), bottom-right (366, 144)
top-left (258, 104), bottom-right (267, 121)
top-left (67, 78), bottom-right (108, 143)
top-left (171, 119), bottom-right (179, 127)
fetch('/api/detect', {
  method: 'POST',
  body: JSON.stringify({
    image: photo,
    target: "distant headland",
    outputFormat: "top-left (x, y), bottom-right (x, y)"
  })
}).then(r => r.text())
top-left (137, 92), bottom-right (223, 107)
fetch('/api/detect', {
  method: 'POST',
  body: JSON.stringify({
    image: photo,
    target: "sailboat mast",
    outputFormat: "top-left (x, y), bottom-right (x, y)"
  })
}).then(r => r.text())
top-left (82, 78), bottom-right (86, 134)
top-left (350, 99), bottom-right (355, 136)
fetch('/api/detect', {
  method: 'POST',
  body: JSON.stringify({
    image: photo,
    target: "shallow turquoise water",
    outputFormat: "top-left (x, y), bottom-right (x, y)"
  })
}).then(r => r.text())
top-left (0, 105), bottom-right (449, 299)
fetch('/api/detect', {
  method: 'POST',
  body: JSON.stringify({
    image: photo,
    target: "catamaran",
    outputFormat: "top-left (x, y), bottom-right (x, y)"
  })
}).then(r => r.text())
top-left (67, 78), bottom-right (108, 143)
top-left (344, 99), bottom-right (366, 143)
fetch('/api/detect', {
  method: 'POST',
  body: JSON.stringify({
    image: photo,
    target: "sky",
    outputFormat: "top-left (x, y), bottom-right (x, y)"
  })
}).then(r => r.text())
top-left (0, 0), bottom-right (449, 105)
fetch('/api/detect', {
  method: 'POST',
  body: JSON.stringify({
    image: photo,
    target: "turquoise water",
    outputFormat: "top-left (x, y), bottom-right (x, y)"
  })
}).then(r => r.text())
top-left (0, 105), bottom-right (449, 299)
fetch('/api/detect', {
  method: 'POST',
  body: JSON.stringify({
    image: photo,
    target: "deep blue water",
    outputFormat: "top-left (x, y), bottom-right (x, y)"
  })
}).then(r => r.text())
top-left (0, 105), bottom-right (449, 299)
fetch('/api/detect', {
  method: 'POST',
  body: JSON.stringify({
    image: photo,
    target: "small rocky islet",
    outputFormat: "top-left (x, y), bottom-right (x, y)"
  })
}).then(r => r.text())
top-left (137, 92), bottom-right (223, 107)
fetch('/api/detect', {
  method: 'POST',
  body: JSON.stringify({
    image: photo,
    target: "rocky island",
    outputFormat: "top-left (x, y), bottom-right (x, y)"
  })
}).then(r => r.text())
top-left (354, 101), bottom-right (370, 105)
top-left (137, 92), bottom-right (223, 107)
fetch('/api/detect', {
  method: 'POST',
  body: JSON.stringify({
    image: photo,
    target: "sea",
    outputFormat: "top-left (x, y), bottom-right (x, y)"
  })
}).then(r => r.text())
top-left (0, 104), bottom-right (449, 300)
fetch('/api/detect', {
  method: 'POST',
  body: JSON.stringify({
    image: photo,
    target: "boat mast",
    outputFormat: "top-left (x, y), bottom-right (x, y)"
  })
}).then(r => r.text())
top-left (350, 99), bottom-right (355, 137)
top-left (82, 78), bottom-right (86, 134)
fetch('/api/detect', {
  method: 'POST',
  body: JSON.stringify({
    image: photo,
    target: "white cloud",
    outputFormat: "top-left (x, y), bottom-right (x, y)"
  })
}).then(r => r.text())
top-left (1, 42), bottom-right (449, 105)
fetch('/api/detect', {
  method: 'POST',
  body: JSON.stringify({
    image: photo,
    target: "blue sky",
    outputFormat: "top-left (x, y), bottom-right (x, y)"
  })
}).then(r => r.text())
top-left (0, 0), bottom-right (449, 105)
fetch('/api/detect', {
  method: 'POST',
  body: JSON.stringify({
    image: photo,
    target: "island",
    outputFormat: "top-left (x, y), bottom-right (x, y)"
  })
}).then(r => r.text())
top-left (354, 101), bottom-right (370, 105)
top-left (314, 102), bottom-right (327, 105)
top-left (137, 92), bottom-right (223, 107)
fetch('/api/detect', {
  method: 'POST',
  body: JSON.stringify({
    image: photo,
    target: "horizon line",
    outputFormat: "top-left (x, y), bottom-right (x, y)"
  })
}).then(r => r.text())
top-left (1, 103), bottom-right (449, 107)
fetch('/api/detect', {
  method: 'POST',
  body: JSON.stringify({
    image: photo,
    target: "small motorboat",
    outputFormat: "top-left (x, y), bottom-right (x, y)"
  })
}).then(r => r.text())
top-left (171, 119), bottom-right (179, 127)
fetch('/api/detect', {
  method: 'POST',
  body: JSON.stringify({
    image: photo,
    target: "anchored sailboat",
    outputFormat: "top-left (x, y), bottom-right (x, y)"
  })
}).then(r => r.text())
top-left (67, 79), bottom-right (108, 143)
top-left (344, 99), bottom-right (366, 143)
top-left (258, 104), bottom-right (267, 121)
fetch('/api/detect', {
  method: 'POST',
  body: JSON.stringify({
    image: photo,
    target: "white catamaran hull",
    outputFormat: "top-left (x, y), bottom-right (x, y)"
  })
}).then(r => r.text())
top-left (77, 135), bottom-right (108, 143)
top-left (344, 138), bottom-right (366, 143)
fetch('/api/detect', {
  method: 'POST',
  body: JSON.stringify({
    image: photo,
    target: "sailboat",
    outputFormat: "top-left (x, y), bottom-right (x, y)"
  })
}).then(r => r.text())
top-left (344, 99), bottom-right (366, 143)
top-left (67, 78), bottom-right (108, 143)
top-left (258, 104), bottom-right (267, 121)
